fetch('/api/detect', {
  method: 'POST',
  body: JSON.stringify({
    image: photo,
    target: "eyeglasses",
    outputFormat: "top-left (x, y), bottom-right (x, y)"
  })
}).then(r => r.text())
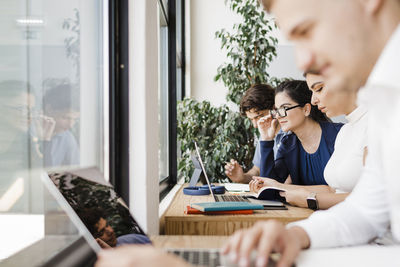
top-left (270, 104), bottom-right (302, 119)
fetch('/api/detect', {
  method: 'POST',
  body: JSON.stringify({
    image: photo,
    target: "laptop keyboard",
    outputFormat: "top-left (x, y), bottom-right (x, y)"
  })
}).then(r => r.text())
top-left (216, 195), bottom-right (250, 202)
top-left (168, 249), bottom-right (220, 267)
top-left (167, 249), bottom-right (287, 267)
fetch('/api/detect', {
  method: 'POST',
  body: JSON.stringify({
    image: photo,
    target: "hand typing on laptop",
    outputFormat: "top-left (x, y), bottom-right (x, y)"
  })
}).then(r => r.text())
top-left (221, 220), bottom-right (309, 267)
top-left (94, 221), bottom-right (306, 267)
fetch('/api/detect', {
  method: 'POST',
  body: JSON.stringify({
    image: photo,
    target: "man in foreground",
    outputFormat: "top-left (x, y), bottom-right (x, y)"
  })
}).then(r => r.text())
top-left (222, 0), bottom-right (400, 266)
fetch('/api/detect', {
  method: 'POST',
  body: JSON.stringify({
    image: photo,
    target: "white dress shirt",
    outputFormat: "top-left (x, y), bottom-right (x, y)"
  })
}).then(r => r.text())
top-left (290, 24), bottom-right (400, 248)
top-left (323, 106), bottom-right (368, 193)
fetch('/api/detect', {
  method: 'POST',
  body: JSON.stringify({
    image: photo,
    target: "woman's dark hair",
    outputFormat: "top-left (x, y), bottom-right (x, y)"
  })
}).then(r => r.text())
top-left (240, 84), bottom-right (275, 116)
top-left (275, 80), bottom-right (329, 122)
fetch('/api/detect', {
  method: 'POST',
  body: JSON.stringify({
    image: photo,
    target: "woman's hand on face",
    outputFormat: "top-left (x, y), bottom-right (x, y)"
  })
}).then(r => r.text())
top-left (279, 188), bottom-right (310, 208)
top-left (257, 115), bottom-right (279, 141)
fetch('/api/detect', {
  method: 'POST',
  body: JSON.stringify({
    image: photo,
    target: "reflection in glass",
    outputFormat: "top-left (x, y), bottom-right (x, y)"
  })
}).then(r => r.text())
top-left (0, 0), bottom-right (105, 264)
top-left (48, 169), bottom-right (151, 248)
top-left (158, 5), bottom-right (169, 181)
top-left (42, 82), bottom-right (80, 167)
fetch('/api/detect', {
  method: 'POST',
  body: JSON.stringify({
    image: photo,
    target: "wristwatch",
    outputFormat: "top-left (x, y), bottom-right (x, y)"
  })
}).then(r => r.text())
top-left (307, 192), bottom-right (319, 210)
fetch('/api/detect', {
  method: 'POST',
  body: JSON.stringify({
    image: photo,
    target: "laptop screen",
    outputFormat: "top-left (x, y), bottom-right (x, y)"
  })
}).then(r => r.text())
top-left (194, 142), bottom-right (216, 200)
top-left (47, 168), bottom-right (151, 248)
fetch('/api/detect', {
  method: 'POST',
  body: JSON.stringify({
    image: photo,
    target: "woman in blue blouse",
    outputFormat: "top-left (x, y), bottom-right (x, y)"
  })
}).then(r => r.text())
top-left (256, 80), bottom-right (342, 186)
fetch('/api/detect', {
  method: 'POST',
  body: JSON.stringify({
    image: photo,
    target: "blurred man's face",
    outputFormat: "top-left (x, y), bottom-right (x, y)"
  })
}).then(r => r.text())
top-left (271, 0), bottom-right (380, 93)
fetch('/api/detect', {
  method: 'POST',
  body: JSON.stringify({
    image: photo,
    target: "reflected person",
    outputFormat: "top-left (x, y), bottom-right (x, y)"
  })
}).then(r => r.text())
top-left (42, 83), bottom-right (80, 167)
top-left (0, 80), bottom-right (54, 171)
top-left (79, 209), bottom-right (151, 248)
top-left (0, 80), bottom-right (54, 211)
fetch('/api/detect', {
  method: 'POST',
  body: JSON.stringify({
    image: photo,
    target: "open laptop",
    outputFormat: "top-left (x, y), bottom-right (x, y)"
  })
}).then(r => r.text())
top-left (42, 168), bottom-right (222, 267)
top-left (194, 142), bottom-right (286, 209)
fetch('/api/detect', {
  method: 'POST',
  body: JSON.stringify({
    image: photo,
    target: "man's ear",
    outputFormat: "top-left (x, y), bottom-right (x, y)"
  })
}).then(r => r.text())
top-left (360, 0), bottom-right (384, 15)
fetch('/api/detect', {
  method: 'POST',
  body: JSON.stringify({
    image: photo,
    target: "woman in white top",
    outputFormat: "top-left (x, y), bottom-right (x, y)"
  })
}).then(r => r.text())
top-left (250, 72), bottom-right (368, 209)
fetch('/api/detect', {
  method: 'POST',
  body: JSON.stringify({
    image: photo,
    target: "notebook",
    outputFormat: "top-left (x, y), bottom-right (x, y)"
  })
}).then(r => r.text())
top-left (192, 142), bottom-right (287, 210)
top-left (185, 205), bottom-right (253, 215)
top-left (191, 202), bottom-right (264, 212)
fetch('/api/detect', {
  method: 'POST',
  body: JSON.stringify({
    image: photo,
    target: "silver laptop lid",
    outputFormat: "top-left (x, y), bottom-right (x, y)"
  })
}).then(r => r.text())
top-left (41, 172), bottom-right (101, 253)
top-left (43, 168), bottom-right (150, 249)
top-left (194, 142), bottom-right (216, 201)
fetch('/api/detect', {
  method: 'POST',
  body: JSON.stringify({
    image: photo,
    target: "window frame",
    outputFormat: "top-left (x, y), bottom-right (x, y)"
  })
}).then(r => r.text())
top-left (109, 0), bottom-right (130, 204)
top-left (158, 0), bottom-right (185, 201)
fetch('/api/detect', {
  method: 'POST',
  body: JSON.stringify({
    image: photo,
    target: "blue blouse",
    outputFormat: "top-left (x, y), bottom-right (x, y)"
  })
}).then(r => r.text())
top-left (298, 133), bottom-right (331, 185)
top-left (260, 121), bottom-right (343, 185)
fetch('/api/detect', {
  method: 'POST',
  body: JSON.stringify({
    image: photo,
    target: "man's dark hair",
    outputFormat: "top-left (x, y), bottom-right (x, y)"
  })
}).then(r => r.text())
top-left (77, 208), bottom-right (105, 236)
top-left (240, 84), bottom-right (275, 116)
top-left (275, 80), bottom-right (329, 122)
top-left (43, 83), bottom-right (79, 113)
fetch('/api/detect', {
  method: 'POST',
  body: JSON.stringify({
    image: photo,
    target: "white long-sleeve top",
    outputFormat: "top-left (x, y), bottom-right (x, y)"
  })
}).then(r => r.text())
top-left (290, 24), bottom-right (400, 248)
top-left (323, 106), bottom-right (368, 193)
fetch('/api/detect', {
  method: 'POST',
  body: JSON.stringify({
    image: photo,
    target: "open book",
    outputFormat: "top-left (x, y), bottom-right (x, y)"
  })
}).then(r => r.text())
top-left (246, 186), bottom-right (286, 201)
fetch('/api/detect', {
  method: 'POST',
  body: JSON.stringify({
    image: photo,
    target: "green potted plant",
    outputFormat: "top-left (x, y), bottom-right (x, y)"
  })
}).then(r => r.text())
top-left (178, 0), bottom-right (278, 182)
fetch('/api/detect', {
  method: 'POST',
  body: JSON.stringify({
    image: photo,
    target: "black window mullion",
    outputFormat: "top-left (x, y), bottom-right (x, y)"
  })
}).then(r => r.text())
top-left (168, 0), bottom-right (178, 187)
top-left (180, 0), bottom-right (186, 99)
top-left (109, 0), bottom-right (130, 205)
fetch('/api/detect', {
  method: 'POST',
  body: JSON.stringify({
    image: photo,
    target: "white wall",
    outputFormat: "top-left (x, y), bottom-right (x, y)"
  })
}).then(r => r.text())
top-left (187, 0), bottom-right (303, 107)
top-left (268, 45), bottom-right (304, 80)
top-left (129, 0), bottom-right (159, 235)
top-left (187, 0), bottom-right (240, 106)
